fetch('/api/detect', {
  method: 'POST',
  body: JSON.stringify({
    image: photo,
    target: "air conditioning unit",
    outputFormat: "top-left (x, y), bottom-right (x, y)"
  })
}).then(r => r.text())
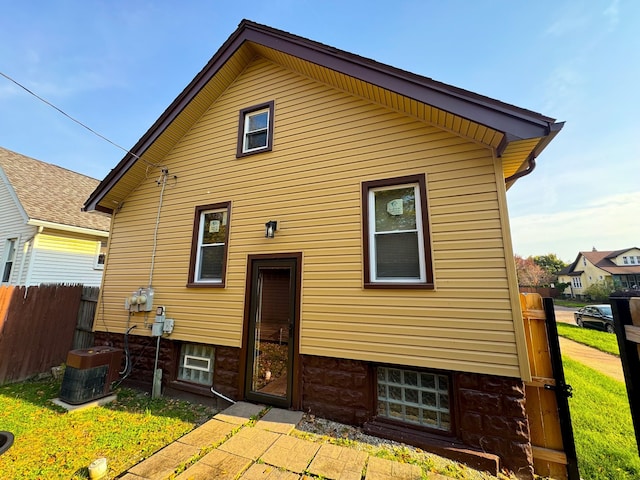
top-left (59, 346), bottom-right (123, 405)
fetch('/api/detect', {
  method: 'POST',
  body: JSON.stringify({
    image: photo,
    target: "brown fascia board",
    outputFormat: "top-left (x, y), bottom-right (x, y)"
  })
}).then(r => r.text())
top-left (84, 19), bottom-right (562, 212)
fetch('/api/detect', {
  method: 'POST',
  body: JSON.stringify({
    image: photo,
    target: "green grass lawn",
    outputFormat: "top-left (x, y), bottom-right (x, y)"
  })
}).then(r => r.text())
top-left (563, 357), bottom-right (640, 479)
top-left (0, 377), bottom-right (217, 479)
top-left (554, 299), bottom-right (588, 308)
top-left (556, 322), bottom-right (620, 356)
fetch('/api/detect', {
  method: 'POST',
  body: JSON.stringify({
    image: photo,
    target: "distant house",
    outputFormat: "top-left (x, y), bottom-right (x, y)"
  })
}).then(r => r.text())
top-left (558, 247), bottom-right (640, 297)
top-left (84, 20), bottom-right (563, 477)
top-left (0, 147), bottom-right (110, 286)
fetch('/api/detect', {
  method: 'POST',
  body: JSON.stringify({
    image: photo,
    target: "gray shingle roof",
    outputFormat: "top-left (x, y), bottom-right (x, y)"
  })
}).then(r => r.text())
top-left (0, 147), bottom-right (110, 232)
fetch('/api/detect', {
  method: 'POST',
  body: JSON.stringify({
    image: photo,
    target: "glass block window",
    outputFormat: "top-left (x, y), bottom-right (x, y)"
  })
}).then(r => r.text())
top-left (177, 343), bottom-right (215, 386)
top-left (377, 367), bottom-right (450, 431)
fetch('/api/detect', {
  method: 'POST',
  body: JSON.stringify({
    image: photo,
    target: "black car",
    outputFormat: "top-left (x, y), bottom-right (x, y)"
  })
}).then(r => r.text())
top-left (574, 304), bottom-right (615, 333)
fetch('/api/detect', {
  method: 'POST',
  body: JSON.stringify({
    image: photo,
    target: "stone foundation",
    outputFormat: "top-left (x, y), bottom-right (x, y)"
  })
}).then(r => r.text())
top-left (301, 355), bottom-right (374, 425)
top-left (93, 332), bottom-right (240, 402)
top-left (456, 373), bottom-right (533, 479)
top-left (300, 354), bottom-right (533, 479)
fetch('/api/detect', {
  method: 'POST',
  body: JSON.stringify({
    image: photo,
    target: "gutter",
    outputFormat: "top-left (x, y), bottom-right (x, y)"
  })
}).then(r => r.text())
top-left (504, 121), bottom-right (565, 186)
top-left (26, 219), bottom-right (109, 238)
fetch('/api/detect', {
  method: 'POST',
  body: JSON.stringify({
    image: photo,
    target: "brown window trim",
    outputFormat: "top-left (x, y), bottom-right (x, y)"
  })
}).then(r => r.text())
top-left (187, 202), bottom-right (231, 288)
top-left (236, 100), bottom-right (275, 158)
top-left (361, 174), bottom-right (434, 289)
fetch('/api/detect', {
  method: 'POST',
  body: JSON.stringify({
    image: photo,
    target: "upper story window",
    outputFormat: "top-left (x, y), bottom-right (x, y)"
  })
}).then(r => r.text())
top-left (623, 256), bottom-right (629, 264)
top-left (237, 101), bottom-right (274, 157)
top-left (188, 202), bottom-right (230, 287)
top-left (362, 174), bottom-right (434, 288)
top-left (2, 238), bottom-right (17, 283)
top-left (582, 257), bottom-right (587, 266)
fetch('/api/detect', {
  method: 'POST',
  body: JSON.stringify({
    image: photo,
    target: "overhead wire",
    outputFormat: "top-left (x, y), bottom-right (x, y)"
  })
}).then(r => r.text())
top-left (0, 70), bottom-right (163, 169)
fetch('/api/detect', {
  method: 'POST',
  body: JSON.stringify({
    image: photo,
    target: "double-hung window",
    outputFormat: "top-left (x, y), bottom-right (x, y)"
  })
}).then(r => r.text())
top-left (2, 238), bottom-right (17, 283)
top-left (362, 174), bottom-right (433, 288)
top-left (188, 202), bottom-right (230, 287)
top-left (237, 101), bottom-right (274, 157)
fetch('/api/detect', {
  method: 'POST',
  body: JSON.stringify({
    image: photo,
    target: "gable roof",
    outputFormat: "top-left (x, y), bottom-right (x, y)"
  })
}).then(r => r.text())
top-left (0, 146), bottom-right (110, 233)
top-left (563, 249), bottom-right (640, 276)
top-left (84, 19), bottom-right (563, 214)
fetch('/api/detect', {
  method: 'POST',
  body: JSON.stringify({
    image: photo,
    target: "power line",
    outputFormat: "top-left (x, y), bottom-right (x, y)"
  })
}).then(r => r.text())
top-left (0, 70), bottom-right (157, 166)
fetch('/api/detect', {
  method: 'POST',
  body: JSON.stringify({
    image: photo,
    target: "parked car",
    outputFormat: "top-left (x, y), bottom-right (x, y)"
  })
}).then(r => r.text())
top-left (574, 304), bottom-right (615, 333)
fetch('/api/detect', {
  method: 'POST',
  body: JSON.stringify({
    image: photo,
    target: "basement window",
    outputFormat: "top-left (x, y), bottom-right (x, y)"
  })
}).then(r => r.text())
top-left (177, 343), bottom-right (215, 386)
top-left (237, 101), bottom-right (274, 157)
top-left (377, 367), bottom-right (451, 432)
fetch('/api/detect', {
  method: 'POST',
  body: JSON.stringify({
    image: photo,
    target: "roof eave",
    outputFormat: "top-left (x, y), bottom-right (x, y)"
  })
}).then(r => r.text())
top-left (84, 19), bottom-right (563, 212)
top-left (27, 219), bottom-right (109, 237)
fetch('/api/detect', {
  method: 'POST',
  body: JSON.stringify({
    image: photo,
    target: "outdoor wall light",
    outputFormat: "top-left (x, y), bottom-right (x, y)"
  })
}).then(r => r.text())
top-left (265, 220), bottom-right (277, 238)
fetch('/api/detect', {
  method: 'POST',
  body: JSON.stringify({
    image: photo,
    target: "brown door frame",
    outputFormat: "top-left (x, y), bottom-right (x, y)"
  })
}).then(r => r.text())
top-left (239, 252), bottom-right (302, 409)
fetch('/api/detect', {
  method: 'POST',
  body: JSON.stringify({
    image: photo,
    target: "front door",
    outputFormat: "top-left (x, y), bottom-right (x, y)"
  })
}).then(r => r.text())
top-left (244, 255), bottom-right (299, 408)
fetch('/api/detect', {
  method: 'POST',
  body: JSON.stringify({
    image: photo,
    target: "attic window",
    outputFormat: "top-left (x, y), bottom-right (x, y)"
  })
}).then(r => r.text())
top-left (237, 101), bottom-right (274, 157)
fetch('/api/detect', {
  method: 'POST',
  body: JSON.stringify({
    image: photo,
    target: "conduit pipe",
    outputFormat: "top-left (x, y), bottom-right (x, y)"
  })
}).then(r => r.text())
top-left (210, 386), bottom-right (236, 404)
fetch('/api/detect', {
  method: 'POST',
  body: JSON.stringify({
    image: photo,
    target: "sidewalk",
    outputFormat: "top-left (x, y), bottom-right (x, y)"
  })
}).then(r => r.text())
top-left (559, 337), bottom-right (624, 383)
top-left (118, 402), bottom-right (450, 480)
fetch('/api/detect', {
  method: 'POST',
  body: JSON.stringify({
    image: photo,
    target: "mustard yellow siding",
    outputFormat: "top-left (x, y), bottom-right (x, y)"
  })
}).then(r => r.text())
top-left (98, 57), bottom-right (526, 378)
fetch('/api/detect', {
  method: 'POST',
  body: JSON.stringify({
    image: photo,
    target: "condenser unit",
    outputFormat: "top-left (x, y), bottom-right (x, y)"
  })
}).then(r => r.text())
top-left (59, 346), bottom-right (123, 405)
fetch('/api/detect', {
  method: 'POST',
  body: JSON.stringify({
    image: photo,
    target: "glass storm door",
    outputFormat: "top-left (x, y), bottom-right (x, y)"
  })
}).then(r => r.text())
top-left (245, 258), bottom-right (297, 408)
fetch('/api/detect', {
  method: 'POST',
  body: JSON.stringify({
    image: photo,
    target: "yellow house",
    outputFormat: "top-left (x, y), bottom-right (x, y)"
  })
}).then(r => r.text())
top-left (558, 248), bottom-right (640, 298)
top-left (84, 21), bottom-right (563, 476)
top-left (0, 147), bottom-right (110, 286)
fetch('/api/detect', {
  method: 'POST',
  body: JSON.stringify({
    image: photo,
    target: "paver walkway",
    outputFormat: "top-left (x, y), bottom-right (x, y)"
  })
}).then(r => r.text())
top-left (119, 402), bottom-right (446, 480)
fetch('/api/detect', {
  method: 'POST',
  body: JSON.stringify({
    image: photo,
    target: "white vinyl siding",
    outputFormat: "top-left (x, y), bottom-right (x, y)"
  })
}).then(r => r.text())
top-left (0, 173), bottom-right (36, 285)
top-left (28, 232), bottom-right (105, 286)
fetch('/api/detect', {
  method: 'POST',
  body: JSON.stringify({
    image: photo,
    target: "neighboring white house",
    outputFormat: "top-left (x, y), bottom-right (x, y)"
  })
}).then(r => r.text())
top-left (558, 247), bottom-right (640, 298)
top-left (0, 147), bottom-right (111, 286)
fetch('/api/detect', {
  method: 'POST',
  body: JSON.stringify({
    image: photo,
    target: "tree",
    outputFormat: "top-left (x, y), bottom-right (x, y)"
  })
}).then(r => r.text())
top-left (533, 254), bottom-right (568, 276)
top-left (514, 255), bottom-right (553, 287)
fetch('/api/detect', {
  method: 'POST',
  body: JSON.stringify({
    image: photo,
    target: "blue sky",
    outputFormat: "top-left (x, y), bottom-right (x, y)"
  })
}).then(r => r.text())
top-left (1, 1), bottom-right (638, 262)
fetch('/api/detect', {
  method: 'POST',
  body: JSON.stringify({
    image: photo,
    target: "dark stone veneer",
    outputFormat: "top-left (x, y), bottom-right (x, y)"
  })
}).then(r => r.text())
top-left (94, 332), bottom-right (533, 479)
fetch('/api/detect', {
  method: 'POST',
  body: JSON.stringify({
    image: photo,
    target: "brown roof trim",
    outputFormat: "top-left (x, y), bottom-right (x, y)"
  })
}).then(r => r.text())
top-left (84, 19), bottom-right (562, 212)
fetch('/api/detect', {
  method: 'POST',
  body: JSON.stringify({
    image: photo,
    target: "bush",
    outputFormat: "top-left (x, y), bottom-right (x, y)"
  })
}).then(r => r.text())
top-left (584, 280), bottom-right (617, 303)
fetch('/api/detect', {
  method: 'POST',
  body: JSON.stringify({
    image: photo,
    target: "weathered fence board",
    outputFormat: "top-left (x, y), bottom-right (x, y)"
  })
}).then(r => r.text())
top-left (72, 286), bottom-right (99, 349)
top-left (0, 284), bottom-right (84, 384)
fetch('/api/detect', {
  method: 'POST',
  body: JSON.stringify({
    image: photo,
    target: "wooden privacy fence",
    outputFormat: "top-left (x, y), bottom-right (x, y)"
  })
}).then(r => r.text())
top-left (521, 293), bottom-right (579, 480)
top-left (611, 294), bottom-right (640, 455)
top-left (0, 284), bottom-right (98, 385)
